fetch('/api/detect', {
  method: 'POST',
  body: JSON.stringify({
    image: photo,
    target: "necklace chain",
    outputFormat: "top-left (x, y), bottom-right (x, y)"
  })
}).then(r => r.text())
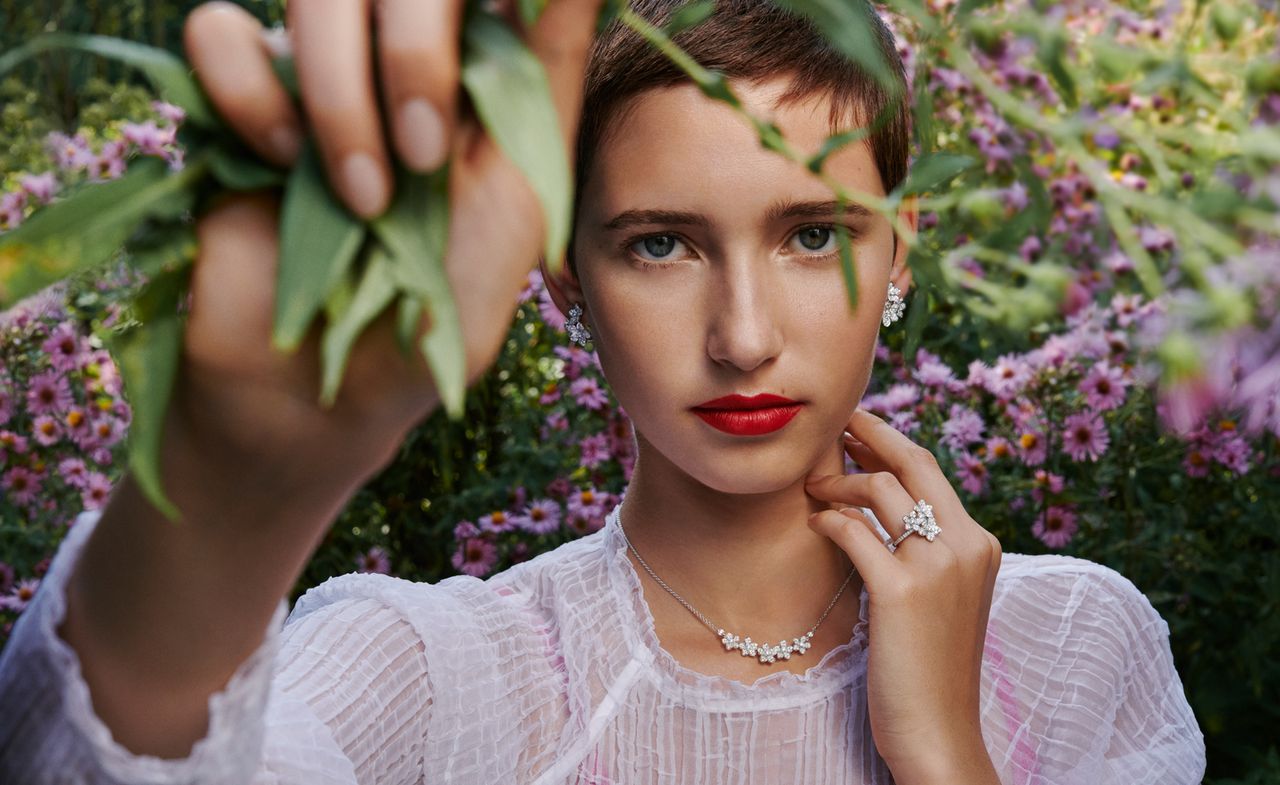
top-left (616, 505), bottom-right (858, 665)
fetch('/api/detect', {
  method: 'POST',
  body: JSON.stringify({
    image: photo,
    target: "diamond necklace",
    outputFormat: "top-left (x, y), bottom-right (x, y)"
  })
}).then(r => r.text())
top-left (616, 507), bottom-right (859, 665)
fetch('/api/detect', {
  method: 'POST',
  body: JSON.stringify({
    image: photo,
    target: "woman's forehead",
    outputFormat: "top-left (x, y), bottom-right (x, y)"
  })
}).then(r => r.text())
top-left (580, 78), bottom-right (885, 225)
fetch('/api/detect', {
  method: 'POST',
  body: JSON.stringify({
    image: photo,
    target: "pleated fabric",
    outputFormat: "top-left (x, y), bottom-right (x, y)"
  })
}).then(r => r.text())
top-left (0, 503), bottom-right (1206, 784)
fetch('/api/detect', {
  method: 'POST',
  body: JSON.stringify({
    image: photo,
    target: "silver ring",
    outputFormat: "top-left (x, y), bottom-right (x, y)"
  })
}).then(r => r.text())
top-left (887, 499), bottom-right (942, 551)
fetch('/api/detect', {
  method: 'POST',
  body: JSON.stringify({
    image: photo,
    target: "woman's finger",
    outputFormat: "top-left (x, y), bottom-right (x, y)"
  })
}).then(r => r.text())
top-left (805, 472), bottom-right (934, 556)
top-left (185, 2), bottom-right (302, 166)
top-left (375, 0), bottom-right (460, 172)
top-left (288, 0), bottom-right (392, 218)
top-left (809, 508), bottom-right (896, 588)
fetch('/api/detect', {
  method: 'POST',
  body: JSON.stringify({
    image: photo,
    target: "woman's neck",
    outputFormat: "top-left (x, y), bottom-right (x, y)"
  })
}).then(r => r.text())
top-left (618, 435), bottom-right (860, 642)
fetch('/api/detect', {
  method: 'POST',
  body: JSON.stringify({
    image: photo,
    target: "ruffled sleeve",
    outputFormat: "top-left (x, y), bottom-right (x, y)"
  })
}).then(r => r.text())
top-left (0, 508), bottom-right (435, 785)
top-left (979, 554), bottom-right (1206, 785)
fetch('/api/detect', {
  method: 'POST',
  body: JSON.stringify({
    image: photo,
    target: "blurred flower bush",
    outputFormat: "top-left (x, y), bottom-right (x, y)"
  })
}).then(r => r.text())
top-left (2, 0), bottom-right (1278, 781)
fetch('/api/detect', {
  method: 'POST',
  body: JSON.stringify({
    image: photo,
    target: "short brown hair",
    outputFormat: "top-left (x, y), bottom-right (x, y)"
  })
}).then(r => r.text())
top-left (573, 0), bottom-right (912, 216)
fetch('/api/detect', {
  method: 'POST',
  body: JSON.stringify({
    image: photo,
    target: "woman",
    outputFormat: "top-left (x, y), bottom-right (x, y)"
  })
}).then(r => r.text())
top-left (0, 0), bottom-right (1205, 782)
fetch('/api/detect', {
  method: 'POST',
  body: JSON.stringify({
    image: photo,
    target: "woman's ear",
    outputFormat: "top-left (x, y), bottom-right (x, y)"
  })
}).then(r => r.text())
top-left (890, 195), bottom-right (918, 295)
top-left (537, 251), bottom-right (587, 319)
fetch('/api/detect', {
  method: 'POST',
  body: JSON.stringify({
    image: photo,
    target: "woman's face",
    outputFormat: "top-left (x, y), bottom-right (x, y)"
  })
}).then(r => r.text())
top-left (556, 75), bottom-right (915, 495)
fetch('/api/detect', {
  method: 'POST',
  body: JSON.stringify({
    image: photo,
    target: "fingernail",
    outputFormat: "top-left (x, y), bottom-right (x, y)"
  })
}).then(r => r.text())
top-left (843, 431), bottom-right (857, 442)
top-left (396, 98), bottom-right (446, 171)
top-left (342, 152), bottom-right (388, 218)
top-left (269, 125), bottom-right (301, 162)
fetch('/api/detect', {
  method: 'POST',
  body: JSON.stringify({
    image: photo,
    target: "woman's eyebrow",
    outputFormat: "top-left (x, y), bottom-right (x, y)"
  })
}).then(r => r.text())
top-left (601, 199), bottom-right (874, 232)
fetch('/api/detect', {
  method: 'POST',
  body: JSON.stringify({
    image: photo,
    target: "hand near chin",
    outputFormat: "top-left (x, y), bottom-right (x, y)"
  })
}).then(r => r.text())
top-left (804, 408), bottom-right (1003, 785)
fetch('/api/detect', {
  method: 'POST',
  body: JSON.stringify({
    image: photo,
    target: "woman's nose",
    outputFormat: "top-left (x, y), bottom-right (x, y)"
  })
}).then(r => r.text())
top-left (704, 265), bottom-right (784, 373)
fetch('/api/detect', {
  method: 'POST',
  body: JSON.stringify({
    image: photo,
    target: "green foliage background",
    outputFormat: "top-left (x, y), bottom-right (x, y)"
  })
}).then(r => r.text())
top-left (2, 2), bottom-right (1277, 783)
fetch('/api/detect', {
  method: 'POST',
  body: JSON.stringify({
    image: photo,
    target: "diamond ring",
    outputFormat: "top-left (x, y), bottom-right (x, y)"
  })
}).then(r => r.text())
top-left (888, 499), bottom-right (941, 550)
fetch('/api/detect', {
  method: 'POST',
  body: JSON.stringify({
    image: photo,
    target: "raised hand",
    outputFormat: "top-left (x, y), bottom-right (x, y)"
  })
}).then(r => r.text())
top-left (176, 0), bottom-right (602, 486)
top-left (804, 407), bottom-right (1003, 785)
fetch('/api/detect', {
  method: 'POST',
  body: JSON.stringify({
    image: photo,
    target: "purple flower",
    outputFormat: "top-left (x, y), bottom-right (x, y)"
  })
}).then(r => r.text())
top-left (888, 409), bottom-right (920, 435)
top-left (121, 121), bottom-right (177, 156)
top-left (58, 458), bottom-right (89, 488)
top-left (1212, 434), bottom-right (1253, 476)
top-left (152, 100), bottom-right (187, 125)
top-left (19, 172), bottom-right (58, 204)
top-left (1031, 469), bottom-right (1066, 503)
top-left (41, 323), bottom-right (87, 373)
top-left (478, 510), bottom-right (516, 534)
top-left (2, 467), bottom-right (42, 506)
top-left (1032, 505), bottom-right (1078, 549)
top-left (31, 415), bottom-right (61, 447)
top-left (518, 498), bottom-right (562, 535)
top-left (25, 370), bottom-right (74, 417)
top-left (452, 520), bottom-right (480, 539)
top-left (955, 452), bottom-right (989, 495)
top-left (356, 546), bottom-right (391, 575)
top-left (1061, 410), bottom-right (1111, 462)
top-left (579, 432), bottom-right (610, 469)
top-left (1016, 429), bottom-right (1047, 466)
top-left (451, 538), bottom-right (498, 577)
top-left (47, 132), bottom-right (93, 171)
top-left (914, 350), bottom-right (958, 391)
top-left (1080, 362), bottom-right (1129, 412)
top-left (940, 404), bottom-right (985, 451)
top-left (986, 354), bottom-right (1033, 398)
top-left (0, 578), bottom-right (40, 613)
top-left (0, 191), bottom-right (26, 230)
top-left (1182, 444), bottom-right (1212, 477)
top-left (89, 141), bottom-right (127, 181)
top-left (0, 384), bottom-right (12, 427)
top-left (569, 377), bottom-right (609, 411)
top-left (80, 472), bottom-right (113, 510)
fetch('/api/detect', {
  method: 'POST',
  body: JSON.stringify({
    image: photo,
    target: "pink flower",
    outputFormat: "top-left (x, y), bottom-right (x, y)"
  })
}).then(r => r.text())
top-left (1, 578), bottom-right (40, 613)
top-left (20, 172), bottom-right (58, 204)
top-left (121, 121), bottom-right (177, 156)
top-left (42, 323), bottom-right (88, 373)
top-left (452, 520), bottom-right (480, 539)
top-left (940, 404), bottom-right (985, 451)
top-left (31, 415), bottom-right (61, 447)
top-left (1030, 469), bottom-right (1066, 503)
top-left (89, 141), bottom-right (127, 181)
top-left (569, 377), bottom-right (609, 411)
top-left (1080, 363), bottom-right (1128, 412)
top-left (567, 487), bottom-right (606, 523)
top-left (0, 431), bottom-right (29, 456)
top-left (1109, 293), bottom-right (1144, 327)
top-left (955, 452), bottom-right (989, 495)
top-left (1182, 445), bottom-right (1212, 478)
top-left (151, 100), bottom-right (187, 125)
top-left (451, 538), bottom-right (498, 577)
top-left (1061, 410), bottom-right (1110, 462)
top-left (0, 190), bottom-right (27, 230)
top-left (0, 384), bottom-right (12, 426)
top-left (518, 499), bottom-right (561, 535)
top-left (1212, 434), bottom-right (1253, 476)
top-left (26, 370), bottom-right (74, 416)
top-left (2, 467), bottom-right (42, 506)
top-left (356, 546), bottom-right (391, 575)
top-left (579, 433), bottom-right (610, 469)
top-left (982, 435), bottom-right (1014, 462)
top-left (887, 409), bottom-right (920, 435)
top-left (89, 416), bottom-right (124, 449)
top-left (80, 472), bottom-right (113, 511)
top-left (1032, 505), bottom-right (1079, 549)
top-left (478, 510), bottom-right (516, 534)
top-left (58, 458), bottom-right (89, 488)
top-left (987, 354), bottom-right (1033, 398)
top-left (47, 132), bottom-right (93, 171)
top-left (1015, 429), bottom-right (1047, 466)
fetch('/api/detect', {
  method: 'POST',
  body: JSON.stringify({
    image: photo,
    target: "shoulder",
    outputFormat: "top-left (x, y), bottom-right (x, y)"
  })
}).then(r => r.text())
top-left (984, 551), bottom-right (1176, 709)
top-left (992, 551), bottom-right (1169, 643)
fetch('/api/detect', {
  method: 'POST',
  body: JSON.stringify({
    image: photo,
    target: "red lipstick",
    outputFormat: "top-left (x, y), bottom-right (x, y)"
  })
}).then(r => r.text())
top-left (691, 394), bottom-right (803, 436)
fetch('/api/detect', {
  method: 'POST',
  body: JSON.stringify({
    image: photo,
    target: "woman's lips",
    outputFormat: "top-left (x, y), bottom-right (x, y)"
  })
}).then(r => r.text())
top-left (691, 394), bottom-right (804, 436)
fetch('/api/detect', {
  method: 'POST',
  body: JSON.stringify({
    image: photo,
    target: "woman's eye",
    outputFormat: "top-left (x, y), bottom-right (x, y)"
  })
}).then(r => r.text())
top-left (630, 234), bottom-right (683, 261)
top-left (792, 226), bottom-right (837, 254)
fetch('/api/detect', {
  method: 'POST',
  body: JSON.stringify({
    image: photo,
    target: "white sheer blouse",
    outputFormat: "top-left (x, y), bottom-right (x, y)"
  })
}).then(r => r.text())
top-left (0, 503), bottom-right (1206, 784)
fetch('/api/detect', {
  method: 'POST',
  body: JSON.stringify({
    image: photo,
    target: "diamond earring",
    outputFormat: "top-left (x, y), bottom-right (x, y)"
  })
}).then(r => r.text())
top-left (566, 302), bottom-right (592, 348)
top-left (882, 282), bottom-right (906, 327)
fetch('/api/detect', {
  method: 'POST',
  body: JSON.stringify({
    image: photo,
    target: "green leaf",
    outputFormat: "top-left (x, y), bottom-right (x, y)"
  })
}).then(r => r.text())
top-left (837, 223), bottom-right (860, 312)
top-left (209, 147), bottom-right (287, 191)
top-left (319, 249), bottom-right (399, 408)
top-left (396, 295), bottom-right (424, 359)
top-left (126, 223), bottom-right (197, 280)
top-left (105, 267), bottom-right (191, 522)
top-left (273, 142), bottom-right (366, 353)
top-left (461, 10), bottom-right (572, 272)
top-left (371, 168), bottom-right (466, 418)
top-left (893, 152), bottom-right (977, 198)
top-left (0, 33), bottom-right (219, 129)
top-left (0, 157), bottom-right (204, 307)
top-left (665, 0), bottom-right (716, 34)
top-left (771, 0), bottom-right (899, 93)
top-left (516, 0), bottom-right (549, 26)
